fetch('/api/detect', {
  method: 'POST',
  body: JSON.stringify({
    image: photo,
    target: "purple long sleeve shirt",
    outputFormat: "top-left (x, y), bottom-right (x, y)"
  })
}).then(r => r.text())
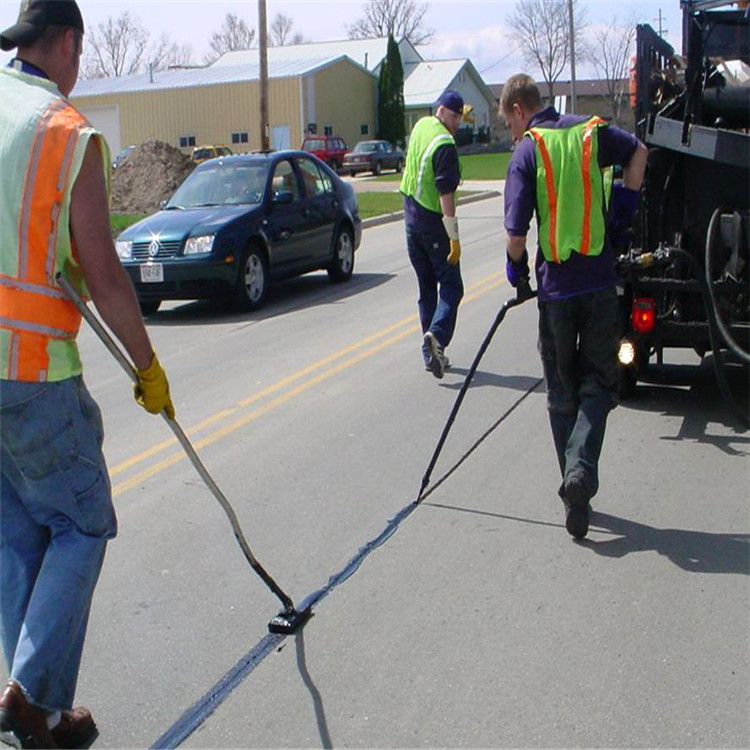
top-left (504, 106), bottom-right (640, 301)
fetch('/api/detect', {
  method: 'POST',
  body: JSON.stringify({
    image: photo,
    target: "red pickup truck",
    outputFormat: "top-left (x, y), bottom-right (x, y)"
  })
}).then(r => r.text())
top-left (301, 135), bottom-right (348, 171)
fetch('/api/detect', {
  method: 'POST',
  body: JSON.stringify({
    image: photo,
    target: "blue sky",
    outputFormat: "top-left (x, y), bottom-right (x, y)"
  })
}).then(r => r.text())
top-left (0, 0), bottom-right (684, 83)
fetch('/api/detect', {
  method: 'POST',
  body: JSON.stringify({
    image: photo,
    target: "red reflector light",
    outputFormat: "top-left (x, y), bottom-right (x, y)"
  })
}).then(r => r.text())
top-left (632, 298), bottom-right (656, 334)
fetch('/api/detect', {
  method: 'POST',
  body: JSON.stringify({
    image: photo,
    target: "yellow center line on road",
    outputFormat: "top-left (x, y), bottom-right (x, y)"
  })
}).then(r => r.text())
top-left (110, 270), bottom-right (509, 496)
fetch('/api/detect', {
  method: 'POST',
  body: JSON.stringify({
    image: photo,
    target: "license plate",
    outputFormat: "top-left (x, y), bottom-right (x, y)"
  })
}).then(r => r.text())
top-left (140, 263), bottom-right (163, 283)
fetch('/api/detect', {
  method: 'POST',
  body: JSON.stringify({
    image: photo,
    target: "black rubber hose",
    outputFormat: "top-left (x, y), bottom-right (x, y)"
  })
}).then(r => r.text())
top-left (669, 247), bottom-right (749, 428)
top-left (704, 207), bottom-right (750, 364)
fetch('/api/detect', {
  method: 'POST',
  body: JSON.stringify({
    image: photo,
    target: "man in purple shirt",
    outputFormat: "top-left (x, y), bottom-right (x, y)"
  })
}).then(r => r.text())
top-left (501, 73), bottom-right (648, 539)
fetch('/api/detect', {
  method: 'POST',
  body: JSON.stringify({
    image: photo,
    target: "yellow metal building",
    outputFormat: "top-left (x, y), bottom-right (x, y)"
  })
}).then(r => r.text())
top-left (71, 54), bottom-right (377, 158)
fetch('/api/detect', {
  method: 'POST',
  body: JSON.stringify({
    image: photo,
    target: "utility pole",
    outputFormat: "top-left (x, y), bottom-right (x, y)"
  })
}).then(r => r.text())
top-left (568, 0), bottom-right (577, 113)
top-left (655, 8), bottom-right (668, 37)
top-left (258, 0), bottom-right (270, 151)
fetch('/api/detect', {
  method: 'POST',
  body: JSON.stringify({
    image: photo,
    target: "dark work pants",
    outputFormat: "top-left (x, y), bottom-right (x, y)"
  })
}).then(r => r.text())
top-left (406, 225), bottom-right (464, 364)
top-left (537, 286), bottom-right (620, 502)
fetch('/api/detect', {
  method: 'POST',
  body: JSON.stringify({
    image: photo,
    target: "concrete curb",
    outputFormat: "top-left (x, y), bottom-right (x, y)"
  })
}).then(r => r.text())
top-left (361, 190), bottom-right (501, 230)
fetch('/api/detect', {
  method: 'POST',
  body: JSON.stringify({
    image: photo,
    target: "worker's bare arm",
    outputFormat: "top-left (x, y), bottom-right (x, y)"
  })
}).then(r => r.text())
top-left (69, 138), bottom-right (153, 370)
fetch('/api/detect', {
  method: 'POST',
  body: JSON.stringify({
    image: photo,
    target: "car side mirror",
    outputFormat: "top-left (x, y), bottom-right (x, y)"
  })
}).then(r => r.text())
top-left (272, 190), bottom-right (294, 205)
top-left (159, 199), bottom-right (168, 209)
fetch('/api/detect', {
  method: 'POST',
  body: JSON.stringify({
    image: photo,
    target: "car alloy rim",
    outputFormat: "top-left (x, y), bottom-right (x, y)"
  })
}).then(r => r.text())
top-left (245, 255), bottom-right (264, 301)
top-left (338, 233), bottom-right (353, 274)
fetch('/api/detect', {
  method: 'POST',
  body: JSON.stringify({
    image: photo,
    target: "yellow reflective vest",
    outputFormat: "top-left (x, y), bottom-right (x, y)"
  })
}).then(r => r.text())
top-left (0, 64), bottom-right (109, 382)
top-left (399, 116), bottom-right (456, 214)
top-left (526, 116), bottom-right (609, 264)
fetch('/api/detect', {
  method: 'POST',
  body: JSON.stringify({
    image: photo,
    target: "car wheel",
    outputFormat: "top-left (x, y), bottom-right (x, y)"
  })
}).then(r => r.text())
top-left (327, 226), bottom-right (354, 283)
top-left (332, 159), bottom-right (340, 172)
top-left (139, 299), bottom-right (161, 316)
top-left (395, 159), bottom-right (403, 173)
top-left (234, 247), bottom-right (268, 310)
top-left (350, 170), bottom-right (356, 178)
top-left (373, 161), bottom-right (382, 176)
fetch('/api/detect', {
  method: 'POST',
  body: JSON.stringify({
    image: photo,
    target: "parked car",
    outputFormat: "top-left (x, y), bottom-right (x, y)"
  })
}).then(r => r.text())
top-left (343, 140), bottom-right (405, 176)
top-left (113, 144), bottom-right (135, 169)
top-left (115, 151), bottom-right (362, 314)
top-left (301, 135), bottom-right (348, 171)
top-left (191, 144), bottom-right (233, 163)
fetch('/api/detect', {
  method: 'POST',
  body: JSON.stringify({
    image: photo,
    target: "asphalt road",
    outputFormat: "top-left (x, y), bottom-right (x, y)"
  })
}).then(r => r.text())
top-left (3, 197), bottom-right (749, 748)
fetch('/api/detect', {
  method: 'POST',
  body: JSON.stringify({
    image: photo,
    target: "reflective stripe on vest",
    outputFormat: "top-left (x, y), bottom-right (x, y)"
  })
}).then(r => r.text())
top-left (527, 116), bottom-right (608, 264)
top-left (1, 84), bottom-right (89, 381)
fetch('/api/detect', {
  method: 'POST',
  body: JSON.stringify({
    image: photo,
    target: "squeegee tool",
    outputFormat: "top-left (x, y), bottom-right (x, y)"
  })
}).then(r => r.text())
top-left (57, 272), bottom-right (311, 636)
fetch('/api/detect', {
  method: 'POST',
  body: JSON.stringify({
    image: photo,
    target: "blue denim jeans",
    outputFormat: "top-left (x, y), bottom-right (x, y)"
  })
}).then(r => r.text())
top-left (406, 225), bottom-right (464, 364)
top-left (537, 287), bottom-right (620, 501)
top-left (0, 376), bottom-right (116, 711)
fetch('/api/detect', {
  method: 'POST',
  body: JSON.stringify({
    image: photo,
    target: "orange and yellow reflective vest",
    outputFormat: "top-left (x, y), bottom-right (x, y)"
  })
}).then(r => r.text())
top-left (525, 116), bottom-right (609, 264)
top-left (0, 64), bottom-right (109, 382)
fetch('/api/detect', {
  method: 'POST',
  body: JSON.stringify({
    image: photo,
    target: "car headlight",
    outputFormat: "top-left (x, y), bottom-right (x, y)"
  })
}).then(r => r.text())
top-left (184, 235), bottom-right (215, 255)
top-left (115, 240), bottom-right (132, 260)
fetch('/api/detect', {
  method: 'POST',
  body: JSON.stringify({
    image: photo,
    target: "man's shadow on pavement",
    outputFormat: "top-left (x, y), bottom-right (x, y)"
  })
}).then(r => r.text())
top-left (585, 510), bottom-right (749, 575)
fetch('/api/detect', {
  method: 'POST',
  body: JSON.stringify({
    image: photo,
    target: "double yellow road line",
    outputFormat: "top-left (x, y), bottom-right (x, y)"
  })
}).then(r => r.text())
top-left (110, 270), bottom-right (509, 497)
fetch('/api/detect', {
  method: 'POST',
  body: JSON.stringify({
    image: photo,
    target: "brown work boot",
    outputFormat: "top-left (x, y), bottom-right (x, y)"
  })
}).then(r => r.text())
top-left (50, 707), bottom-right (96, 749)
top-left (0, 680), bottom-right (57, 748)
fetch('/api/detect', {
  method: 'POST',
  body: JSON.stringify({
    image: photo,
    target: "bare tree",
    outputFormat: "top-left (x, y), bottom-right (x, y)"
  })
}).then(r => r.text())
top-left (81, 11), bottom-right (149, 78)
top-left (589, 14), bottom-right (637, 125)
top-left (204, 13), bottom-right (256, 64)
top-left (150, 34), bottom-right (195, 71)
top-left (80, 12), bottom-right (194, 78)
top-left (347, 0), bottom-right (433, 46)
top-left (507, 0), bottom-right (587, 104)
top-left (269, 12), bottom-right (308, 46)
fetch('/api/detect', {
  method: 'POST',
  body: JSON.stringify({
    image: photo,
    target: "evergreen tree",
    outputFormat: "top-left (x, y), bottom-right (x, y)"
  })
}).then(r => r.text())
top-left (377, 35), bottom-right (406, 147)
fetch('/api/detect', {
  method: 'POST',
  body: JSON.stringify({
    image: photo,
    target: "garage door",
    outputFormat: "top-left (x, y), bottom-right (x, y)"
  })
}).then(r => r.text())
top-left (79, 105), bottom-right (121, 159)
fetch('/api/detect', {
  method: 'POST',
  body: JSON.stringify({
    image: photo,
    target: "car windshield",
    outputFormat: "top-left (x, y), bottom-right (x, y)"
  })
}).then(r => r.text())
top-left (192, 148), bottom-right (214, 160)
top-left (303, 139), bottom-right (325, 151)
top-left (167, 162), bottom-right (269, 208)
top-left (354, 142), bottom-right (379, 153)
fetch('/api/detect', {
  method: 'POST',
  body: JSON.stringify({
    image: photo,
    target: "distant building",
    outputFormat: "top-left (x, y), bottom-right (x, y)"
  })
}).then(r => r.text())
top-left (70, 37), bottom-right (497, 158)
top-left (488, 78), bottom-right (635, 136)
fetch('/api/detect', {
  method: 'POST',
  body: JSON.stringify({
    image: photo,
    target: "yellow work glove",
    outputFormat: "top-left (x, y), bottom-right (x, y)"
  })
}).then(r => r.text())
top-left (134, 352), bottom-right (175, 418)
top-left (442, 215), bottom-right (461, 265)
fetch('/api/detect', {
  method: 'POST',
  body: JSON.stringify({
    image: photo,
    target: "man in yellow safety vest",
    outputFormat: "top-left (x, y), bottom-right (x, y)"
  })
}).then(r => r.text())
top-left (0, 2), bottom-right (174, 746)
top-left (500, 74), bottom-right (648, 539)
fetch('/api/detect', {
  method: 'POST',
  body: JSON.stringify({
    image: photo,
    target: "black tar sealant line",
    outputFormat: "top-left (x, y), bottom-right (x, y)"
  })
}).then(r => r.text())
top-left (149, 377), bottom-right (544, 749)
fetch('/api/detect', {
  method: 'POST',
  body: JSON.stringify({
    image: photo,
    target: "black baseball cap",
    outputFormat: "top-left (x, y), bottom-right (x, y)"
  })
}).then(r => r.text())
top-left (1, 0), bottom-right (84, 51)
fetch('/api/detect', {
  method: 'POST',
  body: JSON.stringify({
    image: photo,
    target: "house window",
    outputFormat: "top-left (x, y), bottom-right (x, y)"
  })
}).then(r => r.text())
top-left (231, 132), bottom-right (249, 144)
top-left (324, 125), bottom-right (333, 135)
top-left (179, 135), bottom-right (196, 148)
top-left (360, 124), bottom-right (369, 135)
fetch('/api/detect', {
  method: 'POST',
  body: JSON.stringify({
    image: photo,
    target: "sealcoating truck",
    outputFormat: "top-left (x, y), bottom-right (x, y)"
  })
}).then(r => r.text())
top-left (615, 0), bottom-right (749, 421)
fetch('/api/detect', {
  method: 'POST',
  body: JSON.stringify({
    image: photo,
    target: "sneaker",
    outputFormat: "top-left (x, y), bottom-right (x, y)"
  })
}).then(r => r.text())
top-left (424, 354), bottom-right (450, 371)
top-left (423, 331), bottom-right (446, 380)
top-left (0, 680), bottom-right (57, 749)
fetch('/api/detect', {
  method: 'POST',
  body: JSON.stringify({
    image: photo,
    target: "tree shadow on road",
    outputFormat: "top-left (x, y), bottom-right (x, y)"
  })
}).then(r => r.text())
top-left (584, 510), bottom-right (750, 575)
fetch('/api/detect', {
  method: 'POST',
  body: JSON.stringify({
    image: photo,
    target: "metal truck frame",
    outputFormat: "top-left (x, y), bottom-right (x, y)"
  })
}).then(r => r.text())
top-left (616, 0), bottom-right (749, 419)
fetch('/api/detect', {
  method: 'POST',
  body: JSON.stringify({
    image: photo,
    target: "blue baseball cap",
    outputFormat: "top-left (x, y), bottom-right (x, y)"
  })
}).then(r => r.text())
top-left (435, 89), bottom-right (464, 115)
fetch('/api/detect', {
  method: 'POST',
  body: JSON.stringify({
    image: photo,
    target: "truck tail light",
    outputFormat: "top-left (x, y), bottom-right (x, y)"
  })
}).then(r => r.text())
top-left (632, 298), bottom-right (656, 334)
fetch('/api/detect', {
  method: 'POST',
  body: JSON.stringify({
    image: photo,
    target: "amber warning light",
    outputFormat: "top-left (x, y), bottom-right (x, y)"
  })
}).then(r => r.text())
top-left (632, 298), bottom-right (656, 334)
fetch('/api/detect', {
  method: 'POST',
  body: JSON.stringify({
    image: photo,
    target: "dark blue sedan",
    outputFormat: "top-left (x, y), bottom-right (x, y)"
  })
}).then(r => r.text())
top-left (115, 150), bottom-right (362, 313)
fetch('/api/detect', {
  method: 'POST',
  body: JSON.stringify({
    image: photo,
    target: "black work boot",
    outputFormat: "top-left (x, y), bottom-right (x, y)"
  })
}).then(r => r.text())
top-left (559, 471), bottom-right (592, 540)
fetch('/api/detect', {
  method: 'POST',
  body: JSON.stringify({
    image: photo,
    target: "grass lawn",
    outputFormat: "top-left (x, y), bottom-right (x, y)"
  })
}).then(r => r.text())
top-left (372, 151), bottom-right (512, 182)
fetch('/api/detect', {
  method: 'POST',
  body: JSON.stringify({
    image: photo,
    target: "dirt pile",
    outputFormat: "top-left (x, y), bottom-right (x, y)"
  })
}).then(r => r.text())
top-left (111, 140), bottom-right (194, 215)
